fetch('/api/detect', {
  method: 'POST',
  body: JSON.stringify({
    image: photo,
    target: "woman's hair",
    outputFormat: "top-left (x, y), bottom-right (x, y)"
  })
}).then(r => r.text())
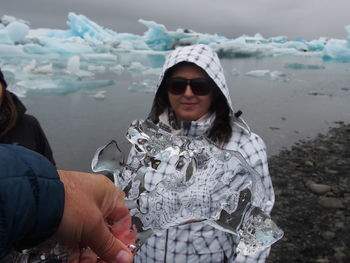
top-left (0, 82), bottom-right (18, 137)
top-left (148, 62), bottom-right (232, 146)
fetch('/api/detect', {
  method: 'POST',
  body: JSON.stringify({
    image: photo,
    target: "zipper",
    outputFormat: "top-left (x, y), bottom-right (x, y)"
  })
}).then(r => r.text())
top-left (163, 229), bottom-right (169, 263)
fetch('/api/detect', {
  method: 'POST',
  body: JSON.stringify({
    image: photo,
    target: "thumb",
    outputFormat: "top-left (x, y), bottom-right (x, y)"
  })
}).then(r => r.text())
top-left (87, 219), bottom-right (133, 263)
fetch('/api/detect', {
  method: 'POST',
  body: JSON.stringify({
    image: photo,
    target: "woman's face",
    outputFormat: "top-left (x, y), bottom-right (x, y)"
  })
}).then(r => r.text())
top-left (167, 64), bottom-right (213, 123)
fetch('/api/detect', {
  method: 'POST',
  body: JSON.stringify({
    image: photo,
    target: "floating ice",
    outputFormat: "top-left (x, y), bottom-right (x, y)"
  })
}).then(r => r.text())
top-left (245, 70), bottom-right (289, 82)
top-left (32, 63), bottom-right (53, 74)
top-left (92, 120), bottom-right (283, 255)
top-left (1, 13), bottom-right (350, 96)
top-left (270, 71), bottom-right (289, 82)
top-left (128, 79), bottom-right (157, 93)
top-left (284, 62), bottom-right (325, 70)
top-left (66, 55), bottom-right (94, 77)
top-left (128, 61), bottom-right (161, 76)
top-left (0, 21), bottom-right (29, 44)
top-left (246, 70), bottom-right (270, 78)
top-left (6, 21), bottom-right (30, 43)
top-left (231, 68), bottom-right (240, 76)
top-left (90, 90), bottom-right (107, 100)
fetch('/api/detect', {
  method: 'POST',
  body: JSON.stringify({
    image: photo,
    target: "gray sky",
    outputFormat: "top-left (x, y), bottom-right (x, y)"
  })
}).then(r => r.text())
top-left (1, 0), bottom-right (350, 40)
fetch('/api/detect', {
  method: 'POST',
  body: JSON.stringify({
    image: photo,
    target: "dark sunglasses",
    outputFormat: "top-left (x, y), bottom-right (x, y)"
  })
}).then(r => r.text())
top-left (166, 77), bottom-right (213, 96)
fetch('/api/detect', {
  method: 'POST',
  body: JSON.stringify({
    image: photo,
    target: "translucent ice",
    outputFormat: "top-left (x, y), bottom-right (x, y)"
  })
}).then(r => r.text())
top-left (0, 21), bottom-right (29, 44)
top-left (6, 21), bottom-right (30, 43)
top-left (92, 120), bottom-right (283, 255)
top-left (270, 71), bottom-right (289, 82)
top-left (246, 70), bottom-right (270, 78)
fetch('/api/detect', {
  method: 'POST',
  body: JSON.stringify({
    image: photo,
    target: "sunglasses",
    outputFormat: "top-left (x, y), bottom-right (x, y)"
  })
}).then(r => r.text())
top-left (166, 77), bottom-right (213, 96)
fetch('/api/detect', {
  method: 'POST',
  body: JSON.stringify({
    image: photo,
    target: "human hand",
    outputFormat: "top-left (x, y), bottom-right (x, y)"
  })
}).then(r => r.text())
top-left (54, 170), bottom-right (136, 263)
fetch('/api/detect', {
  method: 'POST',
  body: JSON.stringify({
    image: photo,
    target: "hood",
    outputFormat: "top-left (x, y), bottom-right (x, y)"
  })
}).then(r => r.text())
top-left (156, 44), bottom-right (234, 114)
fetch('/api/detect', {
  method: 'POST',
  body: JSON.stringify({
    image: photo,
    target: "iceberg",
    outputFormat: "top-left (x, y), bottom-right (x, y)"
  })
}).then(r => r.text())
top-left (0, 20), bottom-right (29, 44)
top-left (323, 25), bottom-right (350, 61)
top-left (0, 12), bottom-right (350, 96)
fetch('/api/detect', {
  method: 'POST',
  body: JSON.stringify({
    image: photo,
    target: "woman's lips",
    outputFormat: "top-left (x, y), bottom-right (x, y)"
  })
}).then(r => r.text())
top-left (181, 102), bottom-right (197, 107)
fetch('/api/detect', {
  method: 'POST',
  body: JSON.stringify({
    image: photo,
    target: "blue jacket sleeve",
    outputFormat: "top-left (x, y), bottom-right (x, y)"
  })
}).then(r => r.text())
top-left (0, 144), bottom-right (64, 260)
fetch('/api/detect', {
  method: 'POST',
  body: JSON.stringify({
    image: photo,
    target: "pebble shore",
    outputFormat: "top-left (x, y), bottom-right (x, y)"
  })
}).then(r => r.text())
top-left (267, 122), bottom-right (350, 263)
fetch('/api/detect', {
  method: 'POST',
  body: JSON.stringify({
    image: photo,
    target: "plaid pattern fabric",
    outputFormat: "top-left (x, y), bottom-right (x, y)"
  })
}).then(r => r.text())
top-left (131, 44), bottom-right (275, 262)
top-left (132, 115), bottom-right (274, 263)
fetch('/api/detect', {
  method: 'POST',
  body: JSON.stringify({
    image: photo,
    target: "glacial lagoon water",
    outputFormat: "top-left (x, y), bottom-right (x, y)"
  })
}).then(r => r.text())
top-left (21, 55), bottom-right (350, 172)
top-left (1, 13), bottom-right (350, 171)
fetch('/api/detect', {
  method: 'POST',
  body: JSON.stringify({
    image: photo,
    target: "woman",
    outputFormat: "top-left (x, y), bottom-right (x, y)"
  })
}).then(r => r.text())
top-left (0, 69), bottom-right (55, 164)
top-left (129, 44), bottom-right (275, 262)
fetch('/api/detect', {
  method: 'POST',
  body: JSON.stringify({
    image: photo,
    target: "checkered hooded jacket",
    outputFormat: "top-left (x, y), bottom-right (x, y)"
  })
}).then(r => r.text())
top-left (131, 44), bottom-right (275, 263)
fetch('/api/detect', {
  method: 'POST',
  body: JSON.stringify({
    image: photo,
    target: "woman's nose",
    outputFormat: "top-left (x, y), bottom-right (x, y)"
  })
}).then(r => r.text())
top-left (183, 84), bottom-right (194, 97)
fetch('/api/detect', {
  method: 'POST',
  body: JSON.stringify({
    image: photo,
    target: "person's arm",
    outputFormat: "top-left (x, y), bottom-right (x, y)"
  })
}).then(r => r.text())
top-left (55, 170), bottom-right (135, 263)
top-left (0, 145), bottom-right (134, 263)
top-left (0, 144), bottom-right (63, 259)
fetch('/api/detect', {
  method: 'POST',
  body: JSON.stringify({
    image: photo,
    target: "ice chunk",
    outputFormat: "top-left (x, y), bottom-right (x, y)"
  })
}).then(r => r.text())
top-left (87, 65), bottom-right (106, 72)
top-left (246, 70), bottom-right (270, 78)
top-left (323, 39), bottom-right (350, 61)
top-left (32, 63), bottom-right (53, 74)
top-left (57, 79), bottom-right (114, 93)
top-left (323, 25), bottom-right (350, 61)
top-left (128, 61), bottom-right (147, 73)
top-left (6, 21), bottom-right (29, 43)
top-left (66, 55), bottom-right (94, 77)
top-left (23, 43), bottom-right (52, 54)
top-left (66, 55), bottom-right (80, 73)
top-left (92, 140), bottom-right (124, 172)
top-left (308, 38), bottom-right (327, 51)
top-left (109, 64), bottom-right (124, 75)
top-left (269, 35), bottom-right (288, 44)
top-left (22, 60), bottom-right (37, 72)
top-left (0, 44), bottom-right (27, 57)
top-left (80, 53), bottom-right (117, 63)
top-left (270, 71), bottom-right (289, 82)
top-left (0, 15), bottom-right (29, 26)
top-left (90, 90), bottom-right (107, 100)
top-left (44, 39), bottom-right (93, 54)
top-left (128, 79), bottom-right (157, 93)
top-left (67, 12), bottom-right (118, 43)
top-left (92, 120), bottom-right (283, 254)
top-left (16, 78), bottom-right (114, 94)
top-left (284, 63), bottom-right (325, 70)
top-left (231, 68), bottom-right (240, 76)
top-left (0, 30), bottom-right (13, 44)
top-left (140, 19), bottom-right (182, 50)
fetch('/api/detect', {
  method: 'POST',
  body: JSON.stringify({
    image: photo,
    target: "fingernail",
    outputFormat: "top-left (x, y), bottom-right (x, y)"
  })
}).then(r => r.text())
top-left (114, 250), bottom-right (132, 263)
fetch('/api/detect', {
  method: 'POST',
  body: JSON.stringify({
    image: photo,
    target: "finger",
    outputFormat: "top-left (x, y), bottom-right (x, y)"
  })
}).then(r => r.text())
top-left (108, 208), bottom-right (136, 246)
top-left (107, 206), bottom-right (130, 222)
top-left (86, 217), bottom-right (133, 263)
top-left (79, 248), bottom-right (98, 263)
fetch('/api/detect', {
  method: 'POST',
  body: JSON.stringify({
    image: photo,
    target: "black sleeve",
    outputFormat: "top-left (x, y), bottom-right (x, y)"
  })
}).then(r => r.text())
top-left (0, 144), bottom-right (64, 260)
top-left (31, 116), bottom-right (56, 166)
top-left (23, 114), bottom-right (56, 165)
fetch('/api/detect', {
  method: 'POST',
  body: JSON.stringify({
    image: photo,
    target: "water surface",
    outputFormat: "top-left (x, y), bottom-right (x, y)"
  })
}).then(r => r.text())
top-left (23, 56), bottom-right (350, 172)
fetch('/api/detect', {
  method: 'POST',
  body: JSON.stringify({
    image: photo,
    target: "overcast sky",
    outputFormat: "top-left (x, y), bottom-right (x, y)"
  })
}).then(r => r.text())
top-left (1, 0), bottom-right (350, 40)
